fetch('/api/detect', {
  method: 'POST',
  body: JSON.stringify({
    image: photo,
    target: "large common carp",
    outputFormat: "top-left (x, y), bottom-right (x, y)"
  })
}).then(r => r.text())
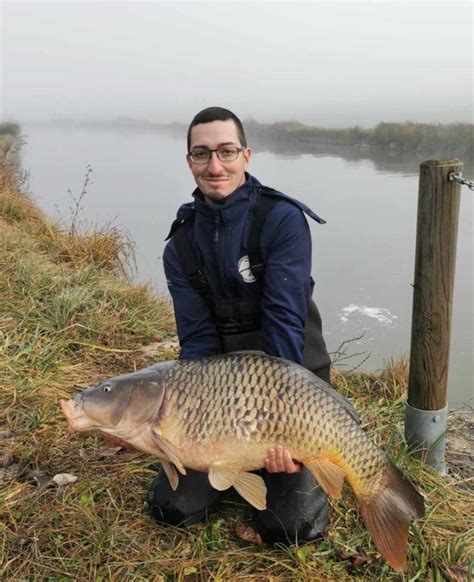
top-left (60, 352), bottom-right (425, 569)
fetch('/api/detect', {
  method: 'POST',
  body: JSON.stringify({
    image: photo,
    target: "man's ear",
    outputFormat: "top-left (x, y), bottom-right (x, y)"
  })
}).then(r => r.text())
top-left (243, 147), bottom-right (252, 167)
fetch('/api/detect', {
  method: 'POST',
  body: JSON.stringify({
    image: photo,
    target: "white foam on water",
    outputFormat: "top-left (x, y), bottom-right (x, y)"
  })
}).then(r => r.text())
top-left (340, 304), bottom-right (398, 326)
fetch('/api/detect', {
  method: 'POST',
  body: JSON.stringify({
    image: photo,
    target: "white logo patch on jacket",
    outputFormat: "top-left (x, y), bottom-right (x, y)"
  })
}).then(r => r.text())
top-left (238, 255), bottom-right (257, 283)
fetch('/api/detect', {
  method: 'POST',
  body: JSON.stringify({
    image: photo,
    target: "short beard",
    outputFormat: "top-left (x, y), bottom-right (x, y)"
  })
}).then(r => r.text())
top-left (203, 192), bottom-right (230, 205)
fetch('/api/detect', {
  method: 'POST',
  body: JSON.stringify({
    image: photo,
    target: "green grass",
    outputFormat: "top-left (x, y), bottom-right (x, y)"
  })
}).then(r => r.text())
top-left (0, 163), bottom-right (472, 581)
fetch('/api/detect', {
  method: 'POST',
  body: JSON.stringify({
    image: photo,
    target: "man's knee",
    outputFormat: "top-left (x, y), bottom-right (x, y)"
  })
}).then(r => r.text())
top-left (254, 468), bottom-right (329, 545)
top-left (147, 466), bottom-right (329, 544)
top-left (147, 468), bottom-right (220, 527)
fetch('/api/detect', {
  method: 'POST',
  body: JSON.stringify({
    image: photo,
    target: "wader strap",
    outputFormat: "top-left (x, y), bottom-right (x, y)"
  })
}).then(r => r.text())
top-left (173, 225), bottom-right (211, 305)
top-left (247, 190), bottom-right (276, 278)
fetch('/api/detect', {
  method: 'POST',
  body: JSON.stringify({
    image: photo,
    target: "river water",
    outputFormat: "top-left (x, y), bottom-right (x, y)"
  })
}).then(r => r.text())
top-left (20, 126), bottom-right (473, 408)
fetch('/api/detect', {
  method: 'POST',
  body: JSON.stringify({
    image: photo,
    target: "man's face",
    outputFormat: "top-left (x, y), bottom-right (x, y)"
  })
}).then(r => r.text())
top-left (187, 119), bottom-right (252, 203)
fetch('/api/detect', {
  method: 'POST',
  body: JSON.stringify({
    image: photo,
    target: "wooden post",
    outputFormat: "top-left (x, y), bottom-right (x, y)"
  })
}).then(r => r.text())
top-left (405, 159), bottom-right (462, 473)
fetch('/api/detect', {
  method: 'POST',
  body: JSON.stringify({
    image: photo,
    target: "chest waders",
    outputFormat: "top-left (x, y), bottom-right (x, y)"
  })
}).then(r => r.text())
top-left (172, 190), bottom-right (332, 383)
top-left (147, 190), bottom-right (332, 544)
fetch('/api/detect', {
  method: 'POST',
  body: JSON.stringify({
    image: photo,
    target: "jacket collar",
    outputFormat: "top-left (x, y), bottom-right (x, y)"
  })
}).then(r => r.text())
top-left (171, 172), bottom-right (326, 233)
top-left (183, 173), bottom-right (261, 224)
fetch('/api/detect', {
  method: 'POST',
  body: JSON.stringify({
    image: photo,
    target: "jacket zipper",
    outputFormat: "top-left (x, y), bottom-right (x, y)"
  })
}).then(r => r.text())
top-left (214, 213), bottom-right (220, 242)
top-left (214, 212), bottom-right (228, 292)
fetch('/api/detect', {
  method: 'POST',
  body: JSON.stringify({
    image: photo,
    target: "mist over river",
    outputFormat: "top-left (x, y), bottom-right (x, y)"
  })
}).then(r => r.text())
top-left (20, 126), bottom-right (473, 408)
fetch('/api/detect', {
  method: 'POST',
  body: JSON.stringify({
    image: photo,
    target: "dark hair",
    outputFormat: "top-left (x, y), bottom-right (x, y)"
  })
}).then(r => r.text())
top-left (187, 106), bottom-right (247, 151)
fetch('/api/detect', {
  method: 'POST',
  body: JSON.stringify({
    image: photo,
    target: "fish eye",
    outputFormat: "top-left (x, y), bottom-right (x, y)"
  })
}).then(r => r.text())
top-left (103, 384), bottom-right (112, 393)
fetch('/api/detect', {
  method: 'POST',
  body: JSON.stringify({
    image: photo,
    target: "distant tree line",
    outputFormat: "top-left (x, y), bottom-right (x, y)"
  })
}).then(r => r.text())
top-left (11, 117), bottom-right (474, 159)
top-left (371, 122), bottom-right (472, 157)
top-left (244, 120), bottom-right (473, 158)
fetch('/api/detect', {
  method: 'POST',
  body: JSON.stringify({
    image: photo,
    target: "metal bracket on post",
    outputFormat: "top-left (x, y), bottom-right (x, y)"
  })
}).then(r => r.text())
top-left (405, 402), bottom-right (448, 475)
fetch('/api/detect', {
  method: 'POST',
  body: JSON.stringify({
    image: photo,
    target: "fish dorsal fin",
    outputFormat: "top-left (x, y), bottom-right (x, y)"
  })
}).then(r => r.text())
top-left (150, 428), bottom-right (187, 476)
top-left (304, 457), bottom-right (346, 499)
top-left (208, 462), bottom-right (267, 511)
top-left (310, 377), bottom-right (361, 425)
top-left (226, 350), bottom-right (266, 356)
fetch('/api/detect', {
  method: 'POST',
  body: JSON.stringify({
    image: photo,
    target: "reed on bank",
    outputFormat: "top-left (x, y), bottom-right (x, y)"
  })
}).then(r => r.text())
top-left (0, 162), bottom-right (472, 581)
top-left (0, 123), bottom-right (20, 162)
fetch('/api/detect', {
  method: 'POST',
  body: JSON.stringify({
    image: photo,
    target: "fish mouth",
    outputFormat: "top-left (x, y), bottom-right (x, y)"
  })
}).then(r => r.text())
top-left (59, 398), bottom-right (91, 433)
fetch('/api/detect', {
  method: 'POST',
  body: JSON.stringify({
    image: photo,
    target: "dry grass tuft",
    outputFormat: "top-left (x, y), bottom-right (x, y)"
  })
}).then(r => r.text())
top-left (0, 162), bottom-right (134, 276)
top-left (1, 163), bottom-right (472, 581)
top-left (0, 163), bottom-right (46, 225)
top-left (48, 226), bottom-right (135, 276)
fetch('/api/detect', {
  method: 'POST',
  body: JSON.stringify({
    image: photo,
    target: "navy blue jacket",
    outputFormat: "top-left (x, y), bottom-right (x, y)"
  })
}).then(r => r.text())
top-left (164, 173), bottom-right (325, 364)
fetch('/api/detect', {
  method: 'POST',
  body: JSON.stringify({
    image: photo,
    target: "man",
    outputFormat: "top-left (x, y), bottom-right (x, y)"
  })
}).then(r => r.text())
top-left (147, 106), bottom-right (332, 544)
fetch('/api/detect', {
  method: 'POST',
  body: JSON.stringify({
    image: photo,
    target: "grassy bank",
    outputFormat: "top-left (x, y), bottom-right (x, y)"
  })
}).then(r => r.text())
top-left (0, 162), bottom-right (472, 580)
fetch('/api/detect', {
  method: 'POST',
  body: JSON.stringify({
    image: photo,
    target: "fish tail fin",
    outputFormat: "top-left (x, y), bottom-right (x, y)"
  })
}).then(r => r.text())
top-left (358, 461), bottom-right (425, 570)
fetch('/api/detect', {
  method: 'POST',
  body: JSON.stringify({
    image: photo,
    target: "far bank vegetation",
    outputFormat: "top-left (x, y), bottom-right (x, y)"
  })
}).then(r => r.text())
top-left (244, 120), bottom-right (473, 158)
top-left (33, 117), bottom-right (474, 158)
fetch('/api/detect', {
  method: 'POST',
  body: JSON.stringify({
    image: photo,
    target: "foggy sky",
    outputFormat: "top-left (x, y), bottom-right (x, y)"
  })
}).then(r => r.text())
top-left (1, 1), bottom-right (472, 127)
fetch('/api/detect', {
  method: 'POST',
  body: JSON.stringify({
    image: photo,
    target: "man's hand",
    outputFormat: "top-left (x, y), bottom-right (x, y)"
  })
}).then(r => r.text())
top-left (264, 444), bottom-right (302, 474)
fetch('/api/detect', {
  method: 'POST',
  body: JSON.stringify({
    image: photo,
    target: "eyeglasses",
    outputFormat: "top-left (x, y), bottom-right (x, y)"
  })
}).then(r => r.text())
top-left (188, 146), bottom-right (244, 164)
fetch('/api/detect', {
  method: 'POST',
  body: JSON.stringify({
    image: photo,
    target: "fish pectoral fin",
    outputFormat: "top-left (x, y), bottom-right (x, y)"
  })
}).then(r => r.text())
top-left (208, 461), bottom-right (242, 491)
top-left (208, 462), bottom-right (267, 511)
top-left (304, 456), bottom-right (346, 499)
top-left (233, 472), bottom-right (267, 511)
top-left (150, 428), bottom-right (187, 476)
top-left (161, 460), bottom-right (179, 491)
